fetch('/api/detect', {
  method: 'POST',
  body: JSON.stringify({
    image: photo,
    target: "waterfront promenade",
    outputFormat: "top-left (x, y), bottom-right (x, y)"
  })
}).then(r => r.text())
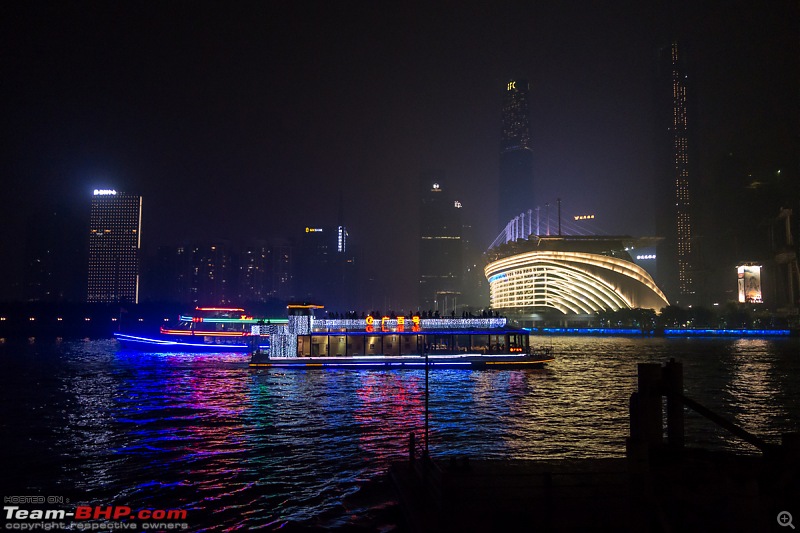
top-left (390, 360), bottom-right (800, 532)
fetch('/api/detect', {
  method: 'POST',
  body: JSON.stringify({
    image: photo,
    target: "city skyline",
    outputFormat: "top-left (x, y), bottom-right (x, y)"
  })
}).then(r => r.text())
top-left (1, 2), bottom-right (797, 308)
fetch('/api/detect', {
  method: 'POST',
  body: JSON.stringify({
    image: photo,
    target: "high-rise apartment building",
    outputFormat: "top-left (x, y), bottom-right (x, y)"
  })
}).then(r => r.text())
top-left (87, 189), bottom-right (142, 303)
top-left (143, 241), bottom-right (296, 306)
top-left (655, 42), bottom-right (694, 303)
top-left (25, 204), bottom-right (85, 302)
top-left (189, 243), bottom-right (236, 305)
top-left (498, 79), bottom-right (535, 232)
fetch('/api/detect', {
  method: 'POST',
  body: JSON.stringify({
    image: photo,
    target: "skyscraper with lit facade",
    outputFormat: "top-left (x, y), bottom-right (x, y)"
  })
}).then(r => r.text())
top-left (655, 42), bottom-right (694, 303)
top-left (498, 78), bottom-right (534, 231)
top-left (87, 189), bottom-right (142, 303)
top-left (419, 176), bottom-right (463, 313)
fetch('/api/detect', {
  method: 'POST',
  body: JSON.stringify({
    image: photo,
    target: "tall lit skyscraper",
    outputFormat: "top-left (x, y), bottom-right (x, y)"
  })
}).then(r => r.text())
top-left (655, 42), bottom-right (694, 302)
top-left (87, 189), bottom-right (142, 303)
top-left (419, 175), bottom-right (462, 313)
top-left (498, 78), bottom-right (534, 231)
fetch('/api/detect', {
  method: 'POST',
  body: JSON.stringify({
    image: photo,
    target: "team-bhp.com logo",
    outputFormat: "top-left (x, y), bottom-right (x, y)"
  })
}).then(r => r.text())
top-left (4, 504), bottom-right (189, 530)
top-left (75, 507), bottom-right (186, 521)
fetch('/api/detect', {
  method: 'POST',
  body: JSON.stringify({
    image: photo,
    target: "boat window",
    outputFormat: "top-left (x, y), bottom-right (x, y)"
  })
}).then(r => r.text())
top-left (400, 334), bottom-right (419, 355)
top-left (331, 335), bottom-right (346, 357)
top-left (365, 335), bottom-right (382, 355)
top-left (426, 334), bottom-right (452, 353)
top-left (506, 333), bottom-right (529, 353)
top-left (297, 336), bottom-right (311, 357)
top-left (311, 335), bottom-right (329, 357)
top-left (384, 335), bottom-right (400, 356)
top-left (454, 335), bottom-right (470, 353)
top-left (488, 334), bottom-right (503, 353)
top-left (347, 335), bottom-right (364, 356)
top-left (471, 335), bottom-right (489, 353)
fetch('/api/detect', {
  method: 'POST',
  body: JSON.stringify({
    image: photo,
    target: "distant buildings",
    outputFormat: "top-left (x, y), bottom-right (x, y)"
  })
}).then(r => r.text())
top-left (655, 42), bottom-right (695, 304)
top-left (419, 177), bottom-right (463, 313)
top-left (24, 205), bottom-right (84, 302)
top-left (296, 225), bottom-right (359, 308)
top-left (87, 189), bottom-right (142, 303)
top-left (140, 224), bottom-right (361, 310)
top-left (498, 78), bottom-right (535, 232)
top-left (146, 241), bottom-right (295, 309)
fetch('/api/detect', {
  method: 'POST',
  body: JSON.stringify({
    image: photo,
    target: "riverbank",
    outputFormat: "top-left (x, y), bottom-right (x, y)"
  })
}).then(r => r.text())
top-left (388, 360), bottom-right (800, 532)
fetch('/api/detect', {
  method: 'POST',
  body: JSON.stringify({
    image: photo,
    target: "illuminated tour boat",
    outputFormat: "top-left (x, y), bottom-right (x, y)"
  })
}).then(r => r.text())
top-left (114, 307), bottom-right (285, 352)
top-left (248, 304), bottom-right (554, 369)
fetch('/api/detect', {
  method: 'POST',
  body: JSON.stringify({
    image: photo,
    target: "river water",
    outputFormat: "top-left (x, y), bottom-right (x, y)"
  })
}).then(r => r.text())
top-left (2, 336), bottom-right (798, 530)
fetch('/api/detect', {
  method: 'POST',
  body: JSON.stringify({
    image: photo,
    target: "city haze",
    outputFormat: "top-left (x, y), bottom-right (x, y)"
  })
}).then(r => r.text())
top-left (1, 1), bottom-right (796, 308)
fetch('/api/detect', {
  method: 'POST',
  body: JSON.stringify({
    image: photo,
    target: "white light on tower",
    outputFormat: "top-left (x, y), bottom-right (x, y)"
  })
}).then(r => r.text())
top-left (337, 225), bottom-right (347, 253)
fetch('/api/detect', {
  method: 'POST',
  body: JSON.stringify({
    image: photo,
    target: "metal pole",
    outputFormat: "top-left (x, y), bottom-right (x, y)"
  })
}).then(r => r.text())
top-left (546, 203), bottom-right (550, 236)
top-left (425, 346), bottom-right (429, 459)
top-left (557, 198), bottom-right (562, 236)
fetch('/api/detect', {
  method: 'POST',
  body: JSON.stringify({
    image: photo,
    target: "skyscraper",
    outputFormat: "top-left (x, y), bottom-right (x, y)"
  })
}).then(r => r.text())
top-left (87, 189), bottom-right (142, 303)
top-left (25, 204), bottom-right (84, 302)
top-left (655, 42), bottom-right (694, 303)
top-left (419, 176), bottom-right (462, 313)
top-left (498, 78), bottom-right (535, 232)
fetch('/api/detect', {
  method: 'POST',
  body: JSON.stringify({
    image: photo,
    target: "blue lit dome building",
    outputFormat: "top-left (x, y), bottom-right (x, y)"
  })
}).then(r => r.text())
top-left (484, 233), bottom-right (669, 323)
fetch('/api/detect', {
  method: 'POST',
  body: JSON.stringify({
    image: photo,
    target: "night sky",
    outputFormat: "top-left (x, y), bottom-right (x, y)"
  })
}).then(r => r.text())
top-left (1, 1), bottom-right (797, 306)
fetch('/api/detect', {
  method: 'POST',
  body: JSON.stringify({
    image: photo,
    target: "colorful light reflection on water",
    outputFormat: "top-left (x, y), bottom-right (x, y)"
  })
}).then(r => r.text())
top-left (1, 336), bottom-right (798, 530)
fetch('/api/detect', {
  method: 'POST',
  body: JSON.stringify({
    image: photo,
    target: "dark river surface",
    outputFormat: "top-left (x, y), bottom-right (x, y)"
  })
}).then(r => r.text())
top-left (2, 336), bottom-right (798, 530)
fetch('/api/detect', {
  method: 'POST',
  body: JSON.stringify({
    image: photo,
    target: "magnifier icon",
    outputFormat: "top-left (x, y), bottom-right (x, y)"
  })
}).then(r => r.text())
top-left (779, 511), bottom-right (795, 529)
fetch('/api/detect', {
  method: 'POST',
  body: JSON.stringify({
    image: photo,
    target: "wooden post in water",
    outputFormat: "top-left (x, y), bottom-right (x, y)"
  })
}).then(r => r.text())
top-left (663, 358), bottom-right (685, 449)
top-left (635, 363), bottom-right (663, 453)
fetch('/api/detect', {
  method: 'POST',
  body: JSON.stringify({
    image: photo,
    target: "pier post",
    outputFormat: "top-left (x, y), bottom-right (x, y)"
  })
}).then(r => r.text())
top-left (663, 358), bottom-right (685, 449)
top-left (637, 363), bottom-right (663, 450)
top-left (781, 433), bottom-right (800, 462)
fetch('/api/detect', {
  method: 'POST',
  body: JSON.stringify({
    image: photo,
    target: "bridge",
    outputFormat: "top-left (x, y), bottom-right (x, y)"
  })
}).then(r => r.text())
top-left (489, 206), bottom-right (608, 250)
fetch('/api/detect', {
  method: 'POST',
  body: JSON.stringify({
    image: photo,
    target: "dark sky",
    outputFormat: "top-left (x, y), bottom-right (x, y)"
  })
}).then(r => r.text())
top-left (1, 1), bottom-right (797, 306)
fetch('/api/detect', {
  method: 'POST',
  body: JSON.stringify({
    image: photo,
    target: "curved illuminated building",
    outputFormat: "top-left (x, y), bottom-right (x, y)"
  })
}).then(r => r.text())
top-left (485, 236), bottom-right (669, 315)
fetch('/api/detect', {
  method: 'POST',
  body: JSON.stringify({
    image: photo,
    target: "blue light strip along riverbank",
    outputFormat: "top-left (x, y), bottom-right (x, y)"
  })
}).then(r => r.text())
top-left (530, 327), bottom-right (792, 337)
